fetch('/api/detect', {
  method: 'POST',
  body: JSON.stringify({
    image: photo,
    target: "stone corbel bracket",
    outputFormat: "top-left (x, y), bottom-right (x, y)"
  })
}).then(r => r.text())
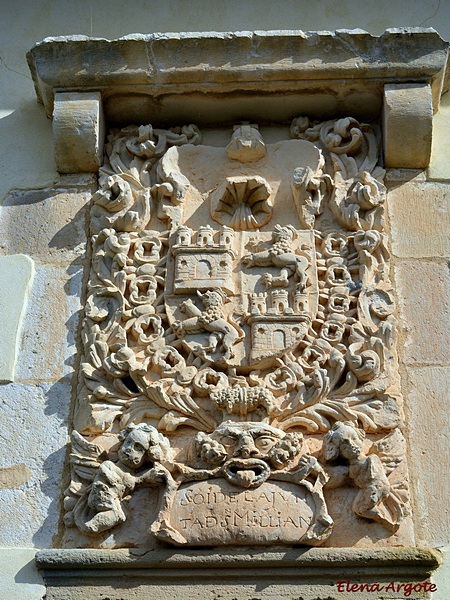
top-left (27, 29), bottom-right (449, 172)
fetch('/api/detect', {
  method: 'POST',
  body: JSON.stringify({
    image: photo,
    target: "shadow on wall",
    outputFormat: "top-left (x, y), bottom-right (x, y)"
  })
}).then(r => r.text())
top-left (32, 444), bottom-right (69, 548)
top-left (0, 99), bottom-right (57, 204)
top-left (7, 549), bottom-right (46, 600)
top-left (32, 208), bottom-right (92, 547)
top-left (14, 555), bottom-right (42, 585)
top-left (0, 183), bottom-right (90, 549)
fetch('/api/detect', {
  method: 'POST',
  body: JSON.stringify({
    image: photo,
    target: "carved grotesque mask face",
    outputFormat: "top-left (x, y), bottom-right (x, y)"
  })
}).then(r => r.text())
top-left (213, 422), bottom-right (283, 488)
top-left (118, 429), bottom-right (150, 469)
top-left (195, 422), bottom-right (302, 489)
top-left (217, 423), bottom-right (282, 458)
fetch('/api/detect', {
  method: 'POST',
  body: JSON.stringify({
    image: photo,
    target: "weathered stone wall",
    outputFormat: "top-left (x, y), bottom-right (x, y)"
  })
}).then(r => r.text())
top-left (386, 171), bottom-right (450, 598)
top-left (1, 2), bottom-right (449, 599)
top-left (0, 178), bottom-right (94, 597)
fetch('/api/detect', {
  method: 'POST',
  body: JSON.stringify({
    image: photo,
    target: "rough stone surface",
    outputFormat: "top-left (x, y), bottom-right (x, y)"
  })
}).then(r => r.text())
top-left (15, 263), bottom-right (84, 382)
top-left (0, 381), bottom-right (72, 547)
top-left (0, 254), bottom-right (35, 382)
top-left (0, 464), bottom-right (33, 489)
top-left (40, 582), bottom-right (434, 600)
top-left (394, 260), bottom-right (450, 366)
top-left (0, 188), bottom-right (90, 263)
top-left (385, 169), bottom-right (427, 184)
top-left (405, 367), bottom-right (450, 547)
top-left (429, 91), bottom-right (450, 181)
top-left (387, 182), bottom-right (450, 258)
top-left (0, 185), bottom-right (91, 385)
top-left (0, 185), bottom-right (88, 556)
top-left (431, 546), bottom-right (450, 599)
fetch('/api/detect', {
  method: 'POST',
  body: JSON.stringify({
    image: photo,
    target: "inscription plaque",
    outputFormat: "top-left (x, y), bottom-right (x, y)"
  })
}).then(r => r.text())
top-left (170, 480), bottom-right (314, 545)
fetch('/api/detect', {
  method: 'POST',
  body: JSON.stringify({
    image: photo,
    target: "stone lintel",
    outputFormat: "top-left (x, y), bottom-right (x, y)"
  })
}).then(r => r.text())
top-left (53, 92), bottom-right (105, 173)
top-left (36, 547), bottom-right (441, 580)
top-left (27, 29), bottom-right (450, 173)
top-left (28, 29), bottom-right (449, 124)
top-left (383, 83), bottom-right (433, 169)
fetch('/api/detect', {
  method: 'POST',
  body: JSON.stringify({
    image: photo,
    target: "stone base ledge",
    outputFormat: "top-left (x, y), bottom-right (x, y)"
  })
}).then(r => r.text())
top-left (36, 548), bottom-right (443, 600)
top-left (36, 547), bottom-right (441, 579)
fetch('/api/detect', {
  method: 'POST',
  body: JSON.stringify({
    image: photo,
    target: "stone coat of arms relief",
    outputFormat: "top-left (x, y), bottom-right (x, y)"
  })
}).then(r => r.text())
top-left (64, 118), bottom-right (412, 549)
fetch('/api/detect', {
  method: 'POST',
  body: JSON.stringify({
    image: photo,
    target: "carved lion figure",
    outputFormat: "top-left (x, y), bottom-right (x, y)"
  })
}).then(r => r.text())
top-left (243, 225), bottom-right (309, 289)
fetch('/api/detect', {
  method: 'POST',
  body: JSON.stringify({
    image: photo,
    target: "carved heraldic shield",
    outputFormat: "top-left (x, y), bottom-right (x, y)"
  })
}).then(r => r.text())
top-left (65, 119), bottom-right (410, 549)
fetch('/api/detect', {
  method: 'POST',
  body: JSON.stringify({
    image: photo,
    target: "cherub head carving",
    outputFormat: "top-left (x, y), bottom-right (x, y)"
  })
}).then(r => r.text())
top-left (322, 421), bottom-right (365, 463)
top-left (195, 422), bottom-right (303, 488)
top-left (118, 423), bottom-right (172, 470)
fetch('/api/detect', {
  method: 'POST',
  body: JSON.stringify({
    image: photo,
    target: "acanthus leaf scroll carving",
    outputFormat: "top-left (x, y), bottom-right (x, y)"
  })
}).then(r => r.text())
top-left (66, 116), bottom-right (411, 549)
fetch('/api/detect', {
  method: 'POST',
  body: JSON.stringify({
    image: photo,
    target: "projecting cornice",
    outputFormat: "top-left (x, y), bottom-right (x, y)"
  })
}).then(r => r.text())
top-left (27, 29), bottom-right (450, 171)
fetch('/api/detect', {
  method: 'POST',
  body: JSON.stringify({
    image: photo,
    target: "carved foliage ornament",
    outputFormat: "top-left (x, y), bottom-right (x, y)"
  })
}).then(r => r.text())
top-left (65, 118), bottom-right (410, 548)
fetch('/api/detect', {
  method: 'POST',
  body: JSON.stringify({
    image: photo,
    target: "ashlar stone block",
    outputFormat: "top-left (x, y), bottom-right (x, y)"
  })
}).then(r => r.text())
top-left (0, 548), bottom-right (45, 600)
top-left (404, 367), bottom-right (450, 547)
top-left (15, 263), bottom-right (84, 382)
top-left (387, 181), bottom-right (450, 259)
top-left (0, 187), bottom-right (90, 263)
top-left (0, 255), bottom-right (34, 383)
top-left (0, 380), bottom-right (72, 547)
top-left (394, 259), bottom-right (450, 366)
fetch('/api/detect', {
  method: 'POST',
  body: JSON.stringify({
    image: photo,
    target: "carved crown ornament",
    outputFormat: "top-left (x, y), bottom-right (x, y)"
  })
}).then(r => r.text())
top-left (27, 30), bottom-right (450, 551)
